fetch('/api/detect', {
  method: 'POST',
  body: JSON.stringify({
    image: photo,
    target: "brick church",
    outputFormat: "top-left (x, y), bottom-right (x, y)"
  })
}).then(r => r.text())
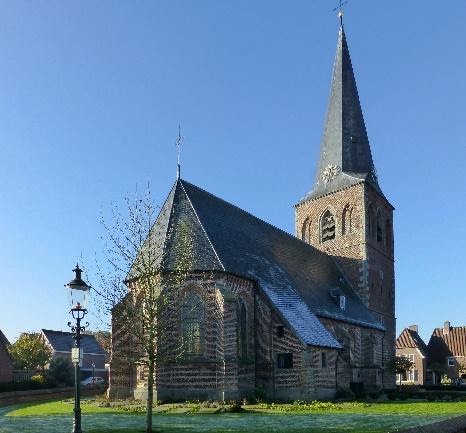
top-left (109, 22), bottom-right (396, 401)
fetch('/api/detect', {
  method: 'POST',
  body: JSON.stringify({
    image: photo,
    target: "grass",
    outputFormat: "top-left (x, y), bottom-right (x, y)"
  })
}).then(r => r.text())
top-left (5, 399), bottom-right (119, 417)
top-left (1, 399), bottom-right (466, 433)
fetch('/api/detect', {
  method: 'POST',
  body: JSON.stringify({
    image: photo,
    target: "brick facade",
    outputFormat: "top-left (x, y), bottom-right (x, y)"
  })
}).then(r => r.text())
top-left (295, 182), bottom-right (396, 389)
top-left (109, 272), bottom-right (350, 402)
top-left (0, 331), bottom-right (13, 383)
top-left (396, 347), bottom-right (426, 385)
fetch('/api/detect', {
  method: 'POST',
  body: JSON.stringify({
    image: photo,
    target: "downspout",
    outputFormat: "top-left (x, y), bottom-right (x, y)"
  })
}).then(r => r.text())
top-left (381, 330), bottom-right (386, 388)
top-left (335, 349), bottom-right (341, 390)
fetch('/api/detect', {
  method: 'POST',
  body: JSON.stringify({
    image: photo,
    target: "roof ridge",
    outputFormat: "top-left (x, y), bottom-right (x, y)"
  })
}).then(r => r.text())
top-left (180, 178), bottom-right (322, 251)
top-left (179, 179), bottom-right (225, 271)
top-left (160, 180), bottom-right (181, 268)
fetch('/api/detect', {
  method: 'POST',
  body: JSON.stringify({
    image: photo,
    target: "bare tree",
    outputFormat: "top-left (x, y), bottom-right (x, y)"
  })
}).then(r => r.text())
top-left (93, 186), bottom-right (199, 433)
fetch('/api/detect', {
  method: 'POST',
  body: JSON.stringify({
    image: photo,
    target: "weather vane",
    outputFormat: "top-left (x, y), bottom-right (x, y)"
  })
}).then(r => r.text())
top-left (333, 0), bottom-right (348, 26)
top-left (175, 125), bottom-right (183, 178)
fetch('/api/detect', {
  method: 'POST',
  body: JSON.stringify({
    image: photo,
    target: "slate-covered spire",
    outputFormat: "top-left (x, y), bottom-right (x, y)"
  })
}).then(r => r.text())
top-left (306, 24), bottom-right (380, 201)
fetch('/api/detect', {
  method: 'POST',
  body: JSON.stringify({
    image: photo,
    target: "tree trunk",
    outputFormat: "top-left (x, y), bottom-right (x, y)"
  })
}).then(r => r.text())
top-left (146, 356), bottom-right (155, 433)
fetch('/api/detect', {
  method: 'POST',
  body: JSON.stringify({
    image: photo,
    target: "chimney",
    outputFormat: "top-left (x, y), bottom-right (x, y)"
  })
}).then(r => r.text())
top-left (408, 325), bottom-right (418, 334)
top-left (443, 321), bottom-right (450, 335)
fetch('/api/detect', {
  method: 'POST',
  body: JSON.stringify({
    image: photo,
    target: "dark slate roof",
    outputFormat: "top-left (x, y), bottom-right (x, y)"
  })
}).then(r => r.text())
top-left (396, 328), bottom-right (428, 356)
top-left (138, 178), bottom-right (384, 349)
top-left (0, 330), bottom-right (10, 347)
top-left (301, 26), bottom-right (382, 203)
top-left (427, 326), bottom-right (466, 363)
top-left (41, 329), bottom-right (106, 355)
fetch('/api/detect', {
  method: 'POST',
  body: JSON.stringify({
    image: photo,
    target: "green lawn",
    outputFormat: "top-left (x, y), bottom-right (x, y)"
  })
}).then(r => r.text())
top-left (1, 399), bottom-right (466, 433)
top-left (5, 399), bottom-right (118, 417)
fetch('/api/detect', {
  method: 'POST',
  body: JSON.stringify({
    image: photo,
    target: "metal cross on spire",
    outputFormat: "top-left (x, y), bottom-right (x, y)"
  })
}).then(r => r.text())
top-left (175, 125), bottom-right (183, 179)
top-left (333, 0), bottom-right (348, 26)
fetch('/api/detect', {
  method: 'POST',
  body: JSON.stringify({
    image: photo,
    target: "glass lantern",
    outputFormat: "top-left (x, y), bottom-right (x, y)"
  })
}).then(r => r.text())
top-left (65, 264), bottom-right (91, 312)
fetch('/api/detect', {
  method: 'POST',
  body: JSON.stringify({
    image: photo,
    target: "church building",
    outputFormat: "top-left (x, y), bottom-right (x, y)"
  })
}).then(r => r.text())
top-left (108, 21), bottom-right (396, 401)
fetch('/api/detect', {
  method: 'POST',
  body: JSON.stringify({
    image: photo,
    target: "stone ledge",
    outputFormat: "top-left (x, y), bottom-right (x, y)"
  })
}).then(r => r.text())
top-left (389, 415), bottom-right (466, 433)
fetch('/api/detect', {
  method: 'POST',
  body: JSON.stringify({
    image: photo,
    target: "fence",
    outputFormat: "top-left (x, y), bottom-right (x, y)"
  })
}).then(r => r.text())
top-left (12, 370), bottom-right (37, 383)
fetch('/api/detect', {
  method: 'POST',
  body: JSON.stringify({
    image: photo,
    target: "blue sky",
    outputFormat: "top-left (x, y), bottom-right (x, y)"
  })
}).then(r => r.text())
top-left (0, 1), bottom-right (465, 345)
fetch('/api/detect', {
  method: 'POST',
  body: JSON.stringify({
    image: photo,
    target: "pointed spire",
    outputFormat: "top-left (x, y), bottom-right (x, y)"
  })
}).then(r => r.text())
top-left (306, 25), bottom-right (379, 201)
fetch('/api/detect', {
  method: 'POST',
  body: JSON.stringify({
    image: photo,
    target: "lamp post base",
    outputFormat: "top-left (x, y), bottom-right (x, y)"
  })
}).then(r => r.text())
top-left (72, 407), bottom-right (82, 433)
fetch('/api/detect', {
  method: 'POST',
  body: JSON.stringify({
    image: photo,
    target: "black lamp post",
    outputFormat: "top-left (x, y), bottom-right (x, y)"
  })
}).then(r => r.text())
top-left (65, 264), bottom-right (91, 433)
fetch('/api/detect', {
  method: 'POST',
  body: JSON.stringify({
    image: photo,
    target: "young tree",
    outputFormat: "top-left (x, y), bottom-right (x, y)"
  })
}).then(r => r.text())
top-left (94, 186), bottom-right (199, 433)
top-left (387, 356), bottom-right (414, 386)
top-left (46, 357), bottom-right (74, 386)
top-left (9, 332), bottom-right (52, 371)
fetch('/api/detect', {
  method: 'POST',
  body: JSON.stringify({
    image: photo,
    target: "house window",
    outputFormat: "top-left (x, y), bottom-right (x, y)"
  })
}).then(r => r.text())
top-left (413, 370), bottom-right (419, 382)
top-left (276, 326), bottom-right (284, 338)
top-left (448, 357), bottom-right (455, 367)
top-left (408, 354), bottom-right (414, 363)
top-left (321, 210), bottom-right (336, 243)
top-left (181, 291), bottom-right (204, 355)
top-left (277, 353), bottom-right (293, 369)
top-left (321, 352), bottom-right (327, 368)
top-left (339, 295), bottom-right (346, 311)
top-left (237, 299), bottom-right (247, 360)
top-left (408, 370), bottom-right (414, 382)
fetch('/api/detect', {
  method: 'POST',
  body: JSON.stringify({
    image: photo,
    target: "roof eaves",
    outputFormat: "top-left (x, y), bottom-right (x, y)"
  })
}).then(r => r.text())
top-left (316, 311), bottom-right (385, 331)
top-left (295, 179), bottom-right (364, 207)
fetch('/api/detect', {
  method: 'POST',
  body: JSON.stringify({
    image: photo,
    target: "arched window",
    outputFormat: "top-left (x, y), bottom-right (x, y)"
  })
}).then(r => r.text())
top-left (376, 209), bottom-right (383, 242)
top-left (301, 217), bottom-right (310, 242)
top-left (367, 204), bottom-right (376, 239)
top-left (237, 299), bottom-right (247, 360)
top-left (181, 291), bottom-right (204, 355)
top-left (385, 219), bottom-right (392, 250)
top-left (342, 205), bottom-right (353, 235)
top-left (320, 209), bottom-right (336, 243)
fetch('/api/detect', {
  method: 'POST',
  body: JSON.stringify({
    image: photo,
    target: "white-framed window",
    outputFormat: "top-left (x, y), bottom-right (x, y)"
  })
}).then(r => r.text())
top-left (409, 354), bottom-right (414, 362)
top-left (339, 295), bottom-right (346, 311)
top-left (447, 357), bottom-right (455, 367)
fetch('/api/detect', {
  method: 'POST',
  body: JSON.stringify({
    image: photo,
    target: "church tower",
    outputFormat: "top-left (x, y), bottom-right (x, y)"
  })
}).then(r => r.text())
top-left (295, 23), bottom-right (395, 383)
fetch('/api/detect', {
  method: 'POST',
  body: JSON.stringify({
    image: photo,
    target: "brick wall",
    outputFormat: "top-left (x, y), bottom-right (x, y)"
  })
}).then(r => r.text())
top-left (395, 348), bottom-right (426, 385)
top-left (295, 181), bottom-right (396, 389)
top-left (0, 343), bottom-right (13, 383)
top-left (320, 318), bottom-right (385, 391)
top-left (110, 272), bottom-right (344, 402)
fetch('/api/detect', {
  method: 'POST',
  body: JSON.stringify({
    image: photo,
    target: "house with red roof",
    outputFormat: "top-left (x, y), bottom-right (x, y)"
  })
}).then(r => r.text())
top-left (396, 325), bottom-right (428, 385)
top-left (426, 321), bottom-right (466, 384)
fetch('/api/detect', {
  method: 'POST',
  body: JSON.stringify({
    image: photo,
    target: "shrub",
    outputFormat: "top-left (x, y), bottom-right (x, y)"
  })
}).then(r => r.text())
top-left (31, 374), bottom-right (46, 384)
top-left (335, 388), bottom-right (356, 401)
top-left (441, 375), bottom-right (452, 385)
top-left (46, 358), bottom-right (74, 386)
top-left (349, 382), bottom-right (366, 399)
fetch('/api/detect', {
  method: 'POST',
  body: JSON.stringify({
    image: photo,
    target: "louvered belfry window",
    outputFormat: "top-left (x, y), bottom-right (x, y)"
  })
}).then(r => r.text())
top-left (321, 209), bottom-right (336, 242)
